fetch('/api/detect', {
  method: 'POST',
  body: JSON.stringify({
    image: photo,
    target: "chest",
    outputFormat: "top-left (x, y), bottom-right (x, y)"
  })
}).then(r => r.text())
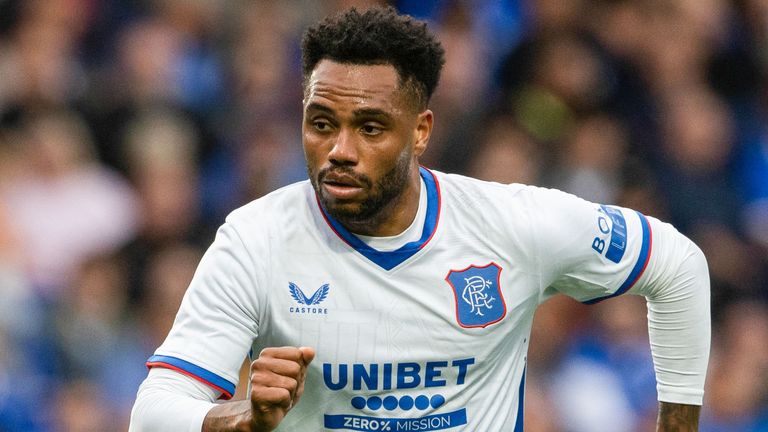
top-left (254, 232), bottom-right (540, 364)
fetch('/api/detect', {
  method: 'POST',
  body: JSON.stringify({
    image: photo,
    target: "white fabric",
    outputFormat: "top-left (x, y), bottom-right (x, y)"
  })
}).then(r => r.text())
top-left (130, 170), bottom-right (710, 431)
top-left (628, 217), bottom-right (710, 404)
top-left (129, 368), bottom-right (216, 432)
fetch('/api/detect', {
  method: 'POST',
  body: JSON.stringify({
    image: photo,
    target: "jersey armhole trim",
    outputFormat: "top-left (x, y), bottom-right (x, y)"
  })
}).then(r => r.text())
top-left (146, 354), bottom-right (236, 400)
top-left (583, 211), bottom-right (653, 305)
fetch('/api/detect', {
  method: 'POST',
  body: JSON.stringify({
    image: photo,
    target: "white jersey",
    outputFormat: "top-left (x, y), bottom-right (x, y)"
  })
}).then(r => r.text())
top-left (150, 167), bottom-right (655, 431)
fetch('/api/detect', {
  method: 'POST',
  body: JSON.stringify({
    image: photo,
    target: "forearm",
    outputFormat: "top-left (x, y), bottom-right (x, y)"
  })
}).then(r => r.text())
top-left (629, 218), bottom-right (710, 410)
top-left (128, 370), bottom-right (261, 432)
top-left (657, 402), bottom-right (701, 432)
top-left (129, 368), bottom-right (217, 432)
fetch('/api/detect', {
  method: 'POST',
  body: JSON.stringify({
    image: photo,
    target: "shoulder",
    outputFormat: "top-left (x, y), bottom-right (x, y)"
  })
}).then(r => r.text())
top-left (225, 180), bottom-right (313, 227)
top-left (216, 181), bottom-right (315, 249)
top-left (430, 169), bottom-right (554, 209)
top-left (432, 170), bottom-right (520, 195)
top-left (432, 170), bottom-right (603, 240)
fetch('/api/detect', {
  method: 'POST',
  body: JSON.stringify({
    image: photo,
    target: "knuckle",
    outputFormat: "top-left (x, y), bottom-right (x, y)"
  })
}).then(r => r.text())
top-left (284, 377), bottom-right (298, 392)
top-left (286, 361), bottom-right (302, 376)
top-left (250, 369), bottom-right (268, 383)
top-left (257, 347), bottom-right (275, 359)
top-left (251, 386), bottom-right (291, 405)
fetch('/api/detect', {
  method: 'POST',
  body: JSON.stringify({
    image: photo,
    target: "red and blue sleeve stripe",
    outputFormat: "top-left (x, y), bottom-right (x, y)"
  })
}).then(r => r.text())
top-left (146, 355), bottom-right (236, 400)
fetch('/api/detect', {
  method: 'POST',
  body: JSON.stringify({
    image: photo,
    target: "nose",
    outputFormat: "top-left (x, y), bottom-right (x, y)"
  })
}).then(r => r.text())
top-left (327, 128), bottom-right (358, 165)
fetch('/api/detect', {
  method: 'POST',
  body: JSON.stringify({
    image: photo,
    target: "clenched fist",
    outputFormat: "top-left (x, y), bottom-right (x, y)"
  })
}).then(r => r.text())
top-left (202, 346), bottom-right (315, 432)
top-left (249, 347), bottom-right (316, 430)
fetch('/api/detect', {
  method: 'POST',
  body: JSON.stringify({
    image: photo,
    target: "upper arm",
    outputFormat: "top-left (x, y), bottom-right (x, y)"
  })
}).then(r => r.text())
top-left (528, 187), bottom-right (652, 303)
top-left (148, 222), bottom-right (262, 399)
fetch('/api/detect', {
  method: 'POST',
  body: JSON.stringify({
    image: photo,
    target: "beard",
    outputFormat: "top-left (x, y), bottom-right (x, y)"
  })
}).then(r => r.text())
top-left (310, 150), bottom-right (413, 230)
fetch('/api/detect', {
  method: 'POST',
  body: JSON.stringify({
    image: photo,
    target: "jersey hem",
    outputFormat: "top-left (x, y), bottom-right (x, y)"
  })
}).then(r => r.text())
top-left (657, 390), bottom-right (705, 406)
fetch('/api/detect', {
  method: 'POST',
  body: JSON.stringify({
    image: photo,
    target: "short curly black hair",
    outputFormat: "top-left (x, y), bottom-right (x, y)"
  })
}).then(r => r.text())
top-left (301, 6), bottom-right (445, 110)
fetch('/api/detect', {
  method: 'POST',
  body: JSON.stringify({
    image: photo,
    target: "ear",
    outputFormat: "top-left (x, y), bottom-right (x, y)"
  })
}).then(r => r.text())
top-left (413, 109), bottom-right (433, 157)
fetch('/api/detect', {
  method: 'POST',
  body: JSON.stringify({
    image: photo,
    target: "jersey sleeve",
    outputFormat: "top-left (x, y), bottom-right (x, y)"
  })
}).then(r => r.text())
top-left (148, 222), bottom-right (262, 399)
top-left (524, 186), bottom-right (710, 405)
top-left (129, 368), bottom-right (218, 431)
top-left (526, 187), bottom-right (651, 303)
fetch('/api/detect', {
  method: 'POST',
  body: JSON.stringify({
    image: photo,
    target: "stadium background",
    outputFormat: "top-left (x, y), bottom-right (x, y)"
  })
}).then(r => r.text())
top-left (0, 0), bottom-right (766, 430)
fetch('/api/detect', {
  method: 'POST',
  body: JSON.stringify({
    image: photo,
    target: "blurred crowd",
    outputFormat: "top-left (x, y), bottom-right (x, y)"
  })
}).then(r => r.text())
top-left (0, 0), bottom-right (766, 431)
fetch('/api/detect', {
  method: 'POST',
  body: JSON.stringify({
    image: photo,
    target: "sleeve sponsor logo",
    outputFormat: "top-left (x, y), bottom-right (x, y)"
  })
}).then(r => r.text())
top-left (591, 205), bottom-right (627, 263)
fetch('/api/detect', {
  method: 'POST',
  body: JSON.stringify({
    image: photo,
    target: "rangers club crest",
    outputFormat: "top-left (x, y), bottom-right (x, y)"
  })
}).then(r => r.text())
top-left (445, 263), bottom-right (506, 328)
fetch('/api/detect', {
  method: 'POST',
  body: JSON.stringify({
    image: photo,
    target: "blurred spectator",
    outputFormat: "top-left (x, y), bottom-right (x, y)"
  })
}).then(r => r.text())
top-left (0, 327), bottom-right (45, 431)
top-left (547, 296), bottom-right (657, 432)
top-left (693, 223), bottom-right (767, 315)
top-left (701, 301), bottom-right (768, 431)
top-left (468, 115), bottom-right (542, 185)
top-left (525, 295), bottom-right (590, 431)
top-left (551, 114), bottom-right (629, 203)
top-left (123, 108), bottom-right (202, 240)
top-left (656, 87), bottom-right (741, 231)
top-left (115, 19), bottom-right (186, 106)
top-left (0, 109), bottom-right (137, 298)
top-left (49, 253), bottom-right (143, 398)
top-left (0, 1), bottom-right (765, 430)
top-left (152, 0), bottom-right (227, 115)
top-left (226, 2), bottom-right (302, 122)
top-left (423, 1), bottom-right (493, 172)
top-left (637, 1), bottom-right (723, 96)
top-left (118, 108), bottom-right (211, 304)
top-left (236, 120), bottom-right (306, 203)
top-left (739, 107), bottom-right (768, 253)
top-left (0, 0), bottom-right (89, 112)
top-left (522, 374), bottom-right (563, 432)
top-left (137, 243), bottom-right (204, 347)
top-left (53, 379), bottom-right (114, 432)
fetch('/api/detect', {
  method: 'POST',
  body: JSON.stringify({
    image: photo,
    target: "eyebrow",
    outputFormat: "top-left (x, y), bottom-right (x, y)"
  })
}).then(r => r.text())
top-left (352, 107), bottom-right (392, 120)
top-left (305, 102), bottom-right (335, 115)
top-left (305, 103), bottom-right (393, 121)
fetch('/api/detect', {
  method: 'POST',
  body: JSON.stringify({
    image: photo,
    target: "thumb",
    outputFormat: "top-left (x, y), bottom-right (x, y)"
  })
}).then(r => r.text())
top-left (298, 347), bottom-right (316, 366)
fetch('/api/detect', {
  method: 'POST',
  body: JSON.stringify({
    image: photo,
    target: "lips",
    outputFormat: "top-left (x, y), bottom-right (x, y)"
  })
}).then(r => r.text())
top-left (320, 171), bottom-right (366, 200)
top-left (323, 172), bottom-right (363, 187)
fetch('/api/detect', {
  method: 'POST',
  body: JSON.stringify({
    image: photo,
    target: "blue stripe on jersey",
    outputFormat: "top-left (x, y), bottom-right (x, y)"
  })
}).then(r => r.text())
top-left (513, 366), bottom-right (526, 432)
top-left (583, 211), bottom-right (652, 305)
top-left (319, 166), bottom-right (440, 271)
top-left (600, 205), bottom-right (628, 263)
top-left (146, 354), bottom-right (236, 399)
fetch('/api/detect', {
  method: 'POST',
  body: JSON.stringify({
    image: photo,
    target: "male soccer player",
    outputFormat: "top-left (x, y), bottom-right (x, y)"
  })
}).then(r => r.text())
top-left (130, 7), bottom-right (710, 432)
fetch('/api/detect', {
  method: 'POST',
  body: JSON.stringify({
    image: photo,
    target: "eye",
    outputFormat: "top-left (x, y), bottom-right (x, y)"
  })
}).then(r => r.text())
top-left (313, 120), bottom-right (332, 132)
top-left (361, 124), bottom-right (383, 136)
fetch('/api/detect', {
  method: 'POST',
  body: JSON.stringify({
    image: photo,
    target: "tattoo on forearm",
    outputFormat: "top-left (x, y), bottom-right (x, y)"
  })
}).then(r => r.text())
top-left (657, 402), bottom-right (701, 432)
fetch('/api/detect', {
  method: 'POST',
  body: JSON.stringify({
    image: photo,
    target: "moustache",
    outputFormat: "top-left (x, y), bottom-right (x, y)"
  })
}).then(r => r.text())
top-left (318, 167), bottom-right (373, 189)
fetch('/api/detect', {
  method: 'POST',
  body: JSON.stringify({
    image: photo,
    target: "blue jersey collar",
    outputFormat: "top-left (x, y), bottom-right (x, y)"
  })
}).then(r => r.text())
top-left (317, 166), bottom-right (441, 270)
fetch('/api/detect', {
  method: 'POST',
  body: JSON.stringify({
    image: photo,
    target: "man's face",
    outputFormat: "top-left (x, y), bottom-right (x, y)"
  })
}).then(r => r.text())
top-left (302, 60), bottom-right (431, 232)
